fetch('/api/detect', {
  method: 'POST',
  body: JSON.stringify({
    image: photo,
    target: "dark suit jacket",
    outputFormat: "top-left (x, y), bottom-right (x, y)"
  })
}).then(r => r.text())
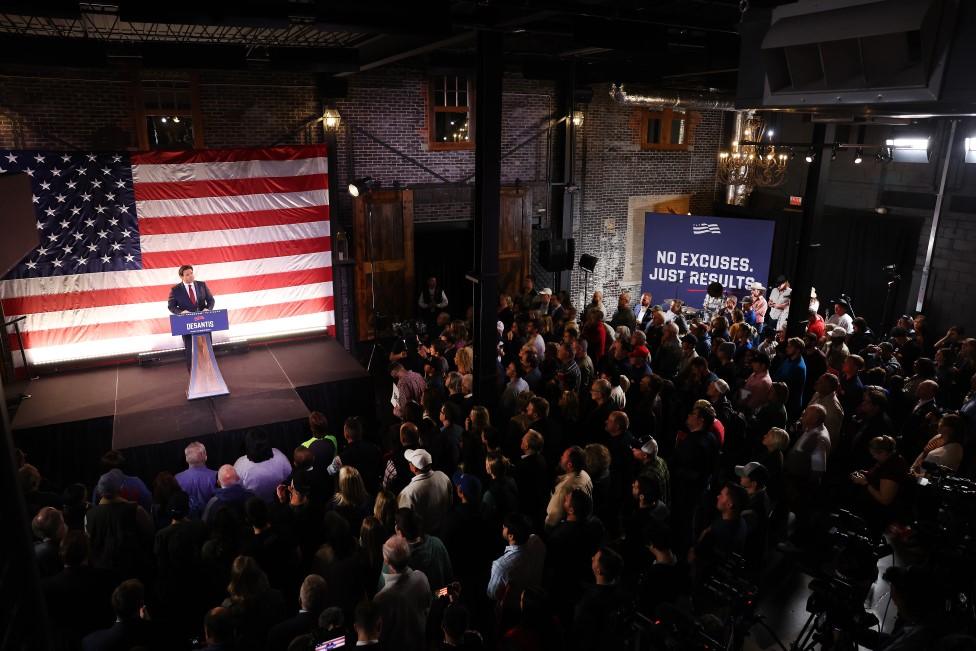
top-left (168, 280), bottom-right (216, 314)
top-left (82, 619), bottom-right (160, 651)
top-left (267, 611), bottom-right (317, 651)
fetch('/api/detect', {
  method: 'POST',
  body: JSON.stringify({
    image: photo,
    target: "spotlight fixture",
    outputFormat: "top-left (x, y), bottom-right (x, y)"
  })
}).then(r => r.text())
top-left (804, 147), bottom-right (816, 163)
top-left (172, 116), bottom-right (181, 123)
top-left (830, 144), bottom-right (838, 161)
top-left (348, 176), bottom-right (378, 197)
top-left (853, 148), bottom-right (863, 164)
top-left (160, 116), bottom-right (168, 123)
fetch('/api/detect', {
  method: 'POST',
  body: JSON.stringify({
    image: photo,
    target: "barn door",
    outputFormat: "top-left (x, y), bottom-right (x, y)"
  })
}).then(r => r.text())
top-left (498, 186), bottom-right (532, 297)
top-left (353, 190), bottom-right (415, 341)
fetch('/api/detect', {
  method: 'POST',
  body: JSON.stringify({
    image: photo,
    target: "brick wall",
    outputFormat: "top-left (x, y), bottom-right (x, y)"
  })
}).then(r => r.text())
top-left (571, 88), bottom-right (725, 307)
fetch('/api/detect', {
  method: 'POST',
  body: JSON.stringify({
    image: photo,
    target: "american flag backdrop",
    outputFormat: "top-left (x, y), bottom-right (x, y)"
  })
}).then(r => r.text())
top-left (0, 145), bottom-right (334, 367)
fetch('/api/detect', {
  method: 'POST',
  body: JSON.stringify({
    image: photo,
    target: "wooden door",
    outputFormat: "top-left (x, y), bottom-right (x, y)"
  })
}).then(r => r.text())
top-left (653, 195), bottom-right (690, 215)
top-left (498, 186), bottom-right (532, 297)
top-left (353, 190), bottom-right (415, 341)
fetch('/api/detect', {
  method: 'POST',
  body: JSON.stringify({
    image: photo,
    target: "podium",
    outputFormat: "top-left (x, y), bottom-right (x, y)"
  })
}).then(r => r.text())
top-left (169, 309), bottom-right (230, 400)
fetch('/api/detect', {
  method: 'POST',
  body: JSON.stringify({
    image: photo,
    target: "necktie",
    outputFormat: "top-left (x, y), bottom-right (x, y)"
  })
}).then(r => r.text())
top-left (187, 283), bottom-right (197, 307)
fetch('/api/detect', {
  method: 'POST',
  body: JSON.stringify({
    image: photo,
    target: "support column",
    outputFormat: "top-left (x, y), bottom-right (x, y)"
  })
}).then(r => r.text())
top-left (472, 30), bottom-right (503, 405)
top-left (549, 75), bottom-right (577, 294)
top-left (786, 123), bottom-right (832, 337)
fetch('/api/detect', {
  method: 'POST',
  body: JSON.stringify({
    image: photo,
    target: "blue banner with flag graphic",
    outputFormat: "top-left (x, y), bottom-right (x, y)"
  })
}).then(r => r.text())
top-left (641, 212), bottom-right (775, 307)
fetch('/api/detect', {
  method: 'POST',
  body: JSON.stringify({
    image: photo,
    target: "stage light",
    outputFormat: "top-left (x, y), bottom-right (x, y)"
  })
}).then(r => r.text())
top-left (348, 176), bottom-right (378, 197)
top-left (173, 116), bottom-right (181, 123)
top-left (160, 116), bottom-right (168, 123)
top-left (885, 137), bottom-right (930, 163)
top-left (853, 148), bottom-right (863, 164)
top-left (804, 147), bottom-right (815, 163)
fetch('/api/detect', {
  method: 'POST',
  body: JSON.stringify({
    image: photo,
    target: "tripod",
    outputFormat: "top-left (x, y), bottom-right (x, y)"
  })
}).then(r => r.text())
top-left (362, 195), bottom-right (386, 374)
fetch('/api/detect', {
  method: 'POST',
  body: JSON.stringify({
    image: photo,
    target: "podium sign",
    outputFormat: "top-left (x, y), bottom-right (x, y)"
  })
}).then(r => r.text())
top-left (169, 309), bottom-right (230, 400)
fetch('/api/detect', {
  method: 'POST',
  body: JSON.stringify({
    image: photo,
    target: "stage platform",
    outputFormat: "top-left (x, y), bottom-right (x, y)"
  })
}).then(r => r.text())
top-left (11, 337), bottom-right (375, 488)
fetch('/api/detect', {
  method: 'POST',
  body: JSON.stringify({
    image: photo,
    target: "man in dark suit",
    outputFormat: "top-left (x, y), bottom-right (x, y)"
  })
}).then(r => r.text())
top-left (167, 264), bottom-right (216, 371)
top-left (82, 579), bottom-right (159, 651)
top-left (267, 574), bottom-right (327, 651)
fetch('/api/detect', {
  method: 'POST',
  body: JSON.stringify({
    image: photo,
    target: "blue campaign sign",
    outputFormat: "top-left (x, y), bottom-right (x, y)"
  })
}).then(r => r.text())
top-left (169, 309), bottom-right (230, 336)
top-left (641, 213), bottom-right (775, 307)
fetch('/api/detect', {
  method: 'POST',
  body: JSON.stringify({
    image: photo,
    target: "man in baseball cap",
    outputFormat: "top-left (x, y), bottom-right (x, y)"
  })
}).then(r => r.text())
top-left (734, 461), bottom-right (772, 557)
top-left (399, 448), bottom-right (453, 533)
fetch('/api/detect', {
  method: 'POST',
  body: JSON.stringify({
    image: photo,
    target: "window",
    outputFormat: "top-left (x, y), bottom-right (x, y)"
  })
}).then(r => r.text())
top-left (428, 75), bottom-right (473, 150)
top-left (137, 78), bottom-right (203, 150)
top-left (639, 109), bottom-right (699, 151)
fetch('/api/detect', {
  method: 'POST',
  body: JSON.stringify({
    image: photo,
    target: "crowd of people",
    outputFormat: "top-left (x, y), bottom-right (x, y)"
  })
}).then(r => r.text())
top-left (16, 272), bottom-right (976, 651)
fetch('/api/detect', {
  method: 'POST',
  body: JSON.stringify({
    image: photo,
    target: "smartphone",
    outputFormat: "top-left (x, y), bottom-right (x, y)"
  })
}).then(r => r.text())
top-left (315, 636), bottom-right (346, 651)
top-left (437, 586), bottom-right (449, 597)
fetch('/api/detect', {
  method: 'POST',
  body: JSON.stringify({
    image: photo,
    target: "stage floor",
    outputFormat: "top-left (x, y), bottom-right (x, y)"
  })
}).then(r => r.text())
top-left (12, 337), bottom-right (369, 450)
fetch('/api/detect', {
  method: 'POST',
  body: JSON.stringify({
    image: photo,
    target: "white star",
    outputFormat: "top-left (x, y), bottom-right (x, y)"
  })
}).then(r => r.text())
top-left (96, 230), bottom-right (108, 239)
top-left (91, 180), bottom-right (101, 188)
top-left (47, 234), bottom-right (58, 242)
top-left (120, 229), bottom-right (131, 238)
top-left (112, 155), bottom-right (121, 162)
top-left (110, 242), bottom-right (122, 251)
top-left (101, 255), bottom-right (111, 264)
top-left (115, 180), bottom-right (125, 188)
top-left (124, 254), bottom-right (135, 263)
top-left (24, 168), bottom-right (34, 177)
top-left (59, 220), bottom-right (70, 229)
top-left (66, 180), bottom-right (77, 189)
top-left (54, 193), bottom-right (66, 203)
top-left (70, 206), bottom-right (81, 216)
top-left (80, 192), bottom-right (91, 202)
top-left (52, 259), bottom-right (62, 268)
top-left (25, 260), bottom-right (37, 270)
top-left (76, 256), bottom-right (88, 266)
top-left (108, 217), bottom-right (118, 226)
top-left (105, 192), bottom-right (115, 201)
top-left (4, 153), bottom-right (17, 163)
top-left (95, 205), bottom-right (106, 214)
top-left (33, 153), bottom-right (45, 163)
top-left (86, 153), bottom-right (96, 162)
top-left (39, 181), bottom-right (51, 190)
top-left (50, 167), bottom-right (61, 177)
top-left (76, 167), bottom-right (87, 176)
top-left (72, 232), bottom-right (83, 241)
top-left (61, 245), bottom-right (73, 255)
top-left (0, 167), bottom-right (5, 174)
top-left (36, 220), bottom-right (44, 229)
top-left (101, 167), bottom-right (111, 175)
top-left (37, 247), bottom-right (48, 256)
top-left (32, 194), bottom-right (39, 204)
top-left (84, 218), bottom-right (95, 227)
top-left (44, 207), bottom-right (55, 217)
top-left (61, 154), bottom-right (71, 163)
top-left (118, 205), bottom-right (130, 214)
top-left (87, 244), bottom-right (98, 253)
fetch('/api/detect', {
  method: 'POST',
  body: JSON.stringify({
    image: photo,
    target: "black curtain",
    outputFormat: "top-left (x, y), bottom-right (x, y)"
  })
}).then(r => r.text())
top-left (812, 208), bottom-right (923, 331)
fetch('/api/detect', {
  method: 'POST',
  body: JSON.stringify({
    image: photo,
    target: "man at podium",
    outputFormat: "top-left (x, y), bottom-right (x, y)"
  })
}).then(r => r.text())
top-left (168, 264), bottom-right (216, 371)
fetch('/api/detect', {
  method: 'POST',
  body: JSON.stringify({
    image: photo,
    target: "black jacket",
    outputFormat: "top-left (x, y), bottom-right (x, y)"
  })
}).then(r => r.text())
top-left (168, 280), bottom-right (216, 314)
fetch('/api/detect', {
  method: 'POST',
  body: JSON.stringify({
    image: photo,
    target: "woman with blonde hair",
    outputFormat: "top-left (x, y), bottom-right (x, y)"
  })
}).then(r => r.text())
top-left (455, 346), bottom-right (474, 375)
top-left (372, 488), bottom-right (398, 535)
top-left (327, 465), bottom-right (373, 533)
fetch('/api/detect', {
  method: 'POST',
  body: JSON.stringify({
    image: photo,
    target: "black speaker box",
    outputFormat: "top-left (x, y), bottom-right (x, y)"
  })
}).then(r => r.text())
top-left (539, 238), bottom-right (575, 272)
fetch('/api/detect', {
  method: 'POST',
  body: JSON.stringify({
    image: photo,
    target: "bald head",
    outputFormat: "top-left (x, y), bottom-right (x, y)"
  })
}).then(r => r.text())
top-left (217, 465), bottom-right (239, 488)
top-left (917, 380), bottom-right (939, 401)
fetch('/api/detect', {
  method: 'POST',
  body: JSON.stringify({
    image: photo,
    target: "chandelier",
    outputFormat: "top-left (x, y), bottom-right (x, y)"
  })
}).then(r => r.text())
top-left (717, 113), bottom-right (789, 189)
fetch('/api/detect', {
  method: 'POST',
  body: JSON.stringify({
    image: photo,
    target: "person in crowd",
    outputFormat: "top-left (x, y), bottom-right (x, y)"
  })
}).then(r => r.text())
top-left (302, 412), bottom-right (339, 470)
top-left (389, 507), bottom-right (453, 592)
top-left (86, 469), bottom-right (155, 579)
top-left (221, 555), bottom-right (287, 648)
top-left (328, 465), bottom-right (374, 534)
top-left (743, 350), bottom-right (773, 412)
top-left (42, 531), bottom-right (116, 648)
top-left (768, 276), bottom-right (791, 332)
top-left (911, 413), bottom-right (965, 475)
top-left (234, 430), bottom-right (293, 503)
top-left (610, 292), bottom-right (638, 333)
top-left (204, 465), bottom-right (257, 525)
top-left (332, 416), bottom-right (384, 495)
top-left (32, 506), bottom-right (66, 578)
top-left (154, 491), bottom-right (210, 636)
top-left (785, 404), bottom-right (831, 495)
top-left (774, 337), bottom-right (808, 418)
top-left (82, 579), bottom-right (159, 651)
top-left (374, 535), bottom-right (432, 651)
top-left (488, 513), bottom-right (546, 616)
top-left (849, 435), bottom-right (909, 529)
top-left (808, 372), bottom-right (845, 447)
top-left (266, 574), bottom-right (327, 651)
top-left (176, 441), bottom-right (218, 519)
top-left (633, 436), bottom-right (670, 506)
top-left (827, 298), bottom-right (854, 334)
top-left (390, 362), bottom-right (427, 420)
top-left (397, 448), bottom-right (453, 534)
top-left (92, 450), bottom-right (153, 512)
top-left (545, 446), bottom-right (593, 528)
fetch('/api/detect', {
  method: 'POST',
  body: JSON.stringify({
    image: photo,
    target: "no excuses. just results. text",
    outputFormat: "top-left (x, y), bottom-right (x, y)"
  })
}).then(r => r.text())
top-left (646, 250), bottom-right (757, 289)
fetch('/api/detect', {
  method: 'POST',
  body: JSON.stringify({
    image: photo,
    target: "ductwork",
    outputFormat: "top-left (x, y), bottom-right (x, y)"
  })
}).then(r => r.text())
top-left (609, 84), bottom-right (737, 111)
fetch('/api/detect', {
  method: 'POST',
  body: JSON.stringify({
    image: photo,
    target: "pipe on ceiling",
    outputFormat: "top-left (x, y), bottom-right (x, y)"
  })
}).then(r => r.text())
top-left (609, 83), bottom-right (736, 111)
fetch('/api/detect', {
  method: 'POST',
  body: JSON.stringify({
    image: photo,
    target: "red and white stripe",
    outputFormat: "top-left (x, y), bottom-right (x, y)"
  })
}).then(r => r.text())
top-left (0, 145), bottom-right (334, 367)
